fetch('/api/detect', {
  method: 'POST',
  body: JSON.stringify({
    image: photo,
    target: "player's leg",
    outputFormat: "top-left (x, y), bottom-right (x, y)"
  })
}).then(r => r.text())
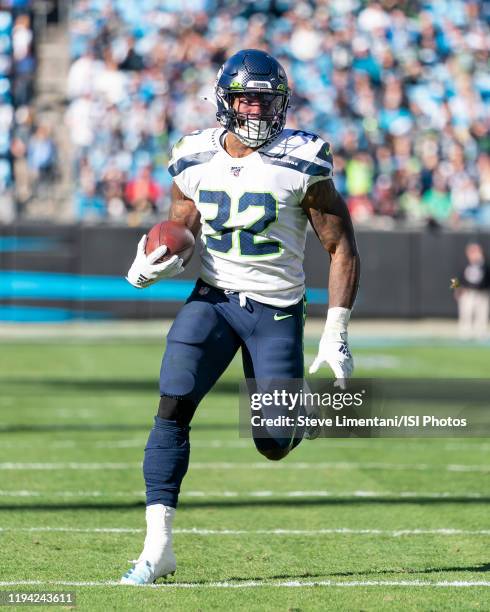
top-left (145, 290), bottom-right (241, 508)
top-left (243, 297), bottom-right (305, 461)
top-left (122, 283), bottom-right (240, 585)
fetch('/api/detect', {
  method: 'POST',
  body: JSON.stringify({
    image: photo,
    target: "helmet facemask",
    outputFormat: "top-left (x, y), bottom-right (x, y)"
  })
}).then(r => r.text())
top-left (217, 89), bottom-right (289, 148)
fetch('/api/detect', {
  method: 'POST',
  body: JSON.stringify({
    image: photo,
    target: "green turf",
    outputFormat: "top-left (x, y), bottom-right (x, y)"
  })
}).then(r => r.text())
top-left (0, 334), bottom-right (489, 610)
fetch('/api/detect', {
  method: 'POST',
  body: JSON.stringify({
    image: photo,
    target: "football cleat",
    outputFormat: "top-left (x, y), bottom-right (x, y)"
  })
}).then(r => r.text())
top-left (120, 504), bottom-right (176, 586)
top-left (120, 556), bottom-right (176, 586)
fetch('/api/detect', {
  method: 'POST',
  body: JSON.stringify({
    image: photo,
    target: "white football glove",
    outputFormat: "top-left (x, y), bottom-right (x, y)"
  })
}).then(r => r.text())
top-left (126, 235), bottom-right (184, 289)
top-left (309, 307), bottom-right (353, 389)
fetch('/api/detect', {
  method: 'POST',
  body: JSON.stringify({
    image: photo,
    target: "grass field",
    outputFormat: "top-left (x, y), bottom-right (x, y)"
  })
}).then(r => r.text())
top-left (0, 323), bottom-right (489, 610)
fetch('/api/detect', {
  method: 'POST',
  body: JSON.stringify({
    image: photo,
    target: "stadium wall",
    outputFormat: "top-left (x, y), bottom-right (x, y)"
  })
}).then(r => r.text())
top-left (0, 225), bottom-right (489, 322)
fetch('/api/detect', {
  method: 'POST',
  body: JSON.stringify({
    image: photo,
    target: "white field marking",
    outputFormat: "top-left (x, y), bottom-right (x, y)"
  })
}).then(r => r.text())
top-left (445, 442), bottom-right (490, 452)
top-left (92, 439), bottom-right (490, 451)
top-left (0, 461), bottom-right (488, 473)
top-left (1, 526), bottom-right (489, 537)
top-left (447, 464), bottom-right (490, 473)
top-left (1, 438), bottom-right (489, 451)
top-left (1, 439), bottom-right (251, 450)
top-left (0, 441), bottom-right (78, 449)
top-left (0, 462), bottom-right (141, 470)
top-left (79, 439), bottom-right (490, 451)
top-left (0, 439), bottom-right (409, 450)
top-left (0, 580), bottom-right (489, 589)
top-left (0, 489), bottom-right (486, 500)
top-left (180, 489), bottom-right (487, 499)
top-left (94, 439), bottom-right (251, 449)
top-left (0, 527), bottom-right (143, 533)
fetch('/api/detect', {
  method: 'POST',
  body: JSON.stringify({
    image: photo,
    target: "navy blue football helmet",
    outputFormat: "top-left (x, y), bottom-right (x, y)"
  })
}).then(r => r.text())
top-left (215, 49), bottom-right (290, 148)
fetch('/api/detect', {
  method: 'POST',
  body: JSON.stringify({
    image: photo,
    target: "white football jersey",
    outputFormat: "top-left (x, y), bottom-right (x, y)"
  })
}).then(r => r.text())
top-left (168, 127), bottom-right (333, 307)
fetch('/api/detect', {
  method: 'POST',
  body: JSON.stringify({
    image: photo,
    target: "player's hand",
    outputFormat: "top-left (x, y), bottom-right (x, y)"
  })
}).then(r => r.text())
top-left (309, 309), bottom-right (354, 389)
top-left (126, 235), bottom-right (184, 289)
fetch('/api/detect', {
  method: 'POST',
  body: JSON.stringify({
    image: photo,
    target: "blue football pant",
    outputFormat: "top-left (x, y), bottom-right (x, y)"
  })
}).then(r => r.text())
top-left (144, 279), bottom-right (306, 507)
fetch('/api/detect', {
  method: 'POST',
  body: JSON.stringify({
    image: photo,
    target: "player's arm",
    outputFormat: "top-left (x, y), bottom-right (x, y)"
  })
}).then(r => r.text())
top-left (168, 181), bottom-right (201, 238)
top-left (125, 183), bottom-right (199, 289)
top-left (301, 178), bottom-right (360, 384)
top-left (301, 178), bottom-right (359, 307)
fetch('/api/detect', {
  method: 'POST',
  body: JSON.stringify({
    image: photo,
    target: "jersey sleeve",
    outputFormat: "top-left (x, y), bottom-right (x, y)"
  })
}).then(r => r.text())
top-left (300, 138), bottom-right (334, 199)
top-left (167, 130), bottom-right (218, 200)
top-left (167, 136), bottom-right (195, 200)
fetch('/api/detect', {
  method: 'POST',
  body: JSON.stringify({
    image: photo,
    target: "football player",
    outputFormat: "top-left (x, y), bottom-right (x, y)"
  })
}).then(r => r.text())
top-left (122, 49), bottom-right (360, 585)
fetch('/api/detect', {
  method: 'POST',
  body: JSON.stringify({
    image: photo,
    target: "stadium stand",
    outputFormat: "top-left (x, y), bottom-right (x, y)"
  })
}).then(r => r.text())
top-left (5, 0), bottom-right (65, 221)
top-left (0, 2), bottom-right (38, 221)
top-left (0, 8), bottom-right (14, 222)
top-left (6, 1), bottom-right (490, 227)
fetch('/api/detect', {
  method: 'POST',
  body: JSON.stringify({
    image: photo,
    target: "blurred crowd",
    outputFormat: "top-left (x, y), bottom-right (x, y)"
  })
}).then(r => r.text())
top-left (62, 0), bottom-right (489, 226)
top-left (0, 1), bottom-right (60, 221)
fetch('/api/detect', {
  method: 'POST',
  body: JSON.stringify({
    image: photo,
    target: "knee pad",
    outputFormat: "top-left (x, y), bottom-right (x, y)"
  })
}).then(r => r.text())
top-left (157, 395), bottom-right (197, 428)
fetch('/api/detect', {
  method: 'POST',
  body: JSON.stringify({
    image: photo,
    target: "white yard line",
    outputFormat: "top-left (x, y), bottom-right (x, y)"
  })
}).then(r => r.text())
top-left (0, 579), bottom-right (488, 588)
top-left (0, 526), bottom-right (488, 537)
top-left (0, 489), bottom-right (486, 499)
top-left (0, 462), bottom-right (140, 470)
top-left (2, 439), bottom-right (489, 451)
top-left (0, 461), bottom-right (488, 472)
top-left (0, 527), bottom-right (143, 533)
top-left (0, 441), bottom-right (79, 449)
top-left (444, 442), bottom-right (490, 452)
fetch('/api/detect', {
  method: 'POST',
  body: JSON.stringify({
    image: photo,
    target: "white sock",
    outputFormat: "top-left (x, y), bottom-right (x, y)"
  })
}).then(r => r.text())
top-left (140, 504), bottom-right (175, 568)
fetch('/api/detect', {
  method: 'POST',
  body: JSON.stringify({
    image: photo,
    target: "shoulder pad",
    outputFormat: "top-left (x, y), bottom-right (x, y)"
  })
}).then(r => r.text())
top-left (259, 129), bottom-right (333, 178)
top-left (168, 128), bottom-right (220, 178)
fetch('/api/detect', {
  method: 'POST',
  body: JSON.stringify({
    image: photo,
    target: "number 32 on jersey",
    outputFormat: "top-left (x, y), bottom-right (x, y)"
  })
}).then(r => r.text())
top-left (198, 190), bottom-right (283, 258)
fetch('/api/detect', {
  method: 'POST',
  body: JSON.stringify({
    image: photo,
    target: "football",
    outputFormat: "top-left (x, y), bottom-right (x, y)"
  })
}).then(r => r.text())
top-left (145, 220), bottom-right (195, 265)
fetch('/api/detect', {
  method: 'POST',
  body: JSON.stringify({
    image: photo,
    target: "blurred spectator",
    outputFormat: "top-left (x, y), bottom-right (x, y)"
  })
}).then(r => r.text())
top-left (65, 0), bottom-right (490, 227)
top-left (125, 165), bottom-right (161, 214)
top-left (12, 13), bottom-right (35, 106)
top-left (101, 164), bottom-right (126, 219)
top-left (10, 104), bottom-right (32, 210)
top-left (118, 36), bottom-right (145, 72)
top-left (67, 49), bottom-right (102, 100)
top-left (455, 243), bottom-right (490, 340)
top-left (478, 155), bottom-right (490, 200)
top-left (27, 124), bottom-right (57, 199)
top-left (399, 185), bottom-right (425, 222)
top-left (421, 170), bottom-right (452, 222)
top-left (75, 156), bottom-right (105, 220)
top-left (346, 153), bottom-right (374, 198)
top-left (347, 195), bottom-right (375, 224)
top-left (75, 185), bottom-right (106, 221)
